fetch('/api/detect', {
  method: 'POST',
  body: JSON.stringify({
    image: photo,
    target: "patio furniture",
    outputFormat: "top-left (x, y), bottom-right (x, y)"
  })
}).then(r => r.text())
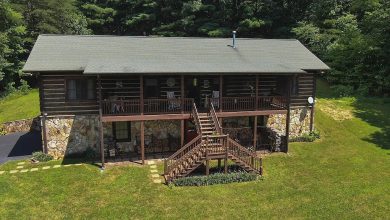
top-left (167, 92), bottom-right (181, 111)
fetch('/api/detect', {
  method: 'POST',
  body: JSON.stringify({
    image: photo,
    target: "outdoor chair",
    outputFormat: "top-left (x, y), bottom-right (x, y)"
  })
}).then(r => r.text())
top-left (211, 90), bottom-right (220, 108)
top-left (167, 92), bottom-right (181, 111)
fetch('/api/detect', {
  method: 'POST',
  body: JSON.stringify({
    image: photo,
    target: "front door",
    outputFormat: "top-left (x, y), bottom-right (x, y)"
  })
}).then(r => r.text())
top-left (186, 76), bottom-right (219, 112)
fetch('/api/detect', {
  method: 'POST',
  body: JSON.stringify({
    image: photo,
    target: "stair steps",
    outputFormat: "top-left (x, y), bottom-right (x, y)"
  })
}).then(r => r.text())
top-left (164, 103), bottom-right (262, 183)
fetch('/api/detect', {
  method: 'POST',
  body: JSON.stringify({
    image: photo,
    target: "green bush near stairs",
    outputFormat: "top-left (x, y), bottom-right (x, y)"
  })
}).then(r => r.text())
top-left (172, 172), bottom-right (259, 186)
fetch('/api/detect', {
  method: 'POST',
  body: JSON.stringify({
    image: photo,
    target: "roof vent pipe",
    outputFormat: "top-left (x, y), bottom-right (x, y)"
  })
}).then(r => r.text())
top-left (232, 31), bottom-right (237, 48)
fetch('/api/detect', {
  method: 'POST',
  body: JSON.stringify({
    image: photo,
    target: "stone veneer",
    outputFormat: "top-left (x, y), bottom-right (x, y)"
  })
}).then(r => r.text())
top-left (44, 108), bottom-right (311, 158)
top-left (1, 117), bottom-right (41, 134)
top-left (45, 115), bottom-right (100, 159)
top-left (45, 116), bottom-right (181, 158)
top-left (266, 107), bottom-right (312, 137)
top-left (103, 120), bottom-right (180, 153)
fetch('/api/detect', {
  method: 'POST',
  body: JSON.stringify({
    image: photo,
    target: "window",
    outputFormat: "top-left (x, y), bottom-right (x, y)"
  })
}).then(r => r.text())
top-left (66, 78), bottom-right (95, 100)
top-left (291, 75), bottom-right (299, 95)
top-left (113, 122), bottom-right (131, 141)
top-left (144, 78), bottom-right (160, 98)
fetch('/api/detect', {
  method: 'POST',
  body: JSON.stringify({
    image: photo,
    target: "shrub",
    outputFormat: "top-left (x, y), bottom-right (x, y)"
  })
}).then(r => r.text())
top-left (172, 172), bottom-right (259, 187)
top-left (32, 151), bottom-right (53, 162)
top-left (84, 147), bottom-right (97, 161)
top-left (290, 130), bottom-right (320, 142)
top-left (18, 79), bottom-right (30, 94)
top-left (4, 82), bottom-right (17, 96)
top-left (331, 84), bottom-right (354, 97)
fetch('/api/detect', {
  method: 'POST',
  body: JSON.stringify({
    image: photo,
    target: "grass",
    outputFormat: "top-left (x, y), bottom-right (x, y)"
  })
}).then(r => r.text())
top-left (0, 89), bottom-right (40, 123)
top-left (0, 81), bottom-right (389, 219)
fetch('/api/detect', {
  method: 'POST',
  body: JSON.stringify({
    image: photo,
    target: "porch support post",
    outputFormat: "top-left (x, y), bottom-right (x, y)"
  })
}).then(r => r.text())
top-left (180, 119), bottom-right (185, 146)
top-left (219, 75), bottom-right (223, 112)
top-left (98, 74), bottom-right (105, 168)
top-left (181, 75), bottom-right (184, 114)
top-left (253, 116), bottom-right (258, 150)
top-left (285, 76), bottom-right (292, 153)
top-left (41, 112), bottom-right (48, 154)
top-left (255, 75), bottom-right (259, 110)
top-left (140, 75), bottom-right (144, 115)
top-left (141, 120), bottom-right (145, 165)
top-left (309, 74), bottom-right (317, 132)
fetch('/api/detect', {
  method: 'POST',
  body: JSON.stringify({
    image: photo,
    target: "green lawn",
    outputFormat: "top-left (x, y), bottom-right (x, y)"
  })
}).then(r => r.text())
top-left (0, 89), bottom-right (40, 123)
top-left (0, 82), bottom-right (389, 219)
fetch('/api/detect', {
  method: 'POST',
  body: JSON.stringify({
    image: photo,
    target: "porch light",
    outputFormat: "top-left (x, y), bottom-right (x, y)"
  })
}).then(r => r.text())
top-left (193, 78), bottom-right (197, 86)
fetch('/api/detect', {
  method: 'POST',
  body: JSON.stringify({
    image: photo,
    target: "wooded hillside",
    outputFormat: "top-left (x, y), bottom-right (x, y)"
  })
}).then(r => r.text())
top-left (0, 0), bottom-right (389, 96)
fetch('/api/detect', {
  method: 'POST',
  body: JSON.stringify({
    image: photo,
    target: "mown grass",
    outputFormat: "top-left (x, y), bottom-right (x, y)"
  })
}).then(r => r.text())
top-left (0, 81), bottom-right (389, 219)
top-left (0, 89), bottom-right (40, 123)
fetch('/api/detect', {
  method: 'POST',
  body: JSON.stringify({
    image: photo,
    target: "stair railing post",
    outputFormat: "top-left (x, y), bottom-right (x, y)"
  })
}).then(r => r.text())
top-left (206, 136), bottom-right (209, 176)
top-left (224, 135), bottom-right (228, 174)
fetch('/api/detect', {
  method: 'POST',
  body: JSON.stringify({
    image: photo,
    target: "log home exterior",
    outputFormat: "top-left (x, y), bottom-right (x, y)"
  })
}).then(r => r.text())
top-left (23, 35), bottom-right (329, 180)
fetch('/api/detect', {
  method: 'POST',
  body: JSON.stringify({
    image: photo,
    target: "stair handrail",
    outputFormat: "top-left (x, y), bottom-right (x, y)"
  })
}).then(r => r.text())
top-left (209, 100), bottom-right (222, 134)
top-left (192, 102), bottom-right (202, 136)
top-left (227, 137), bottom-right (263, 174)
top-left (164, 135), bottom-right (202, 175)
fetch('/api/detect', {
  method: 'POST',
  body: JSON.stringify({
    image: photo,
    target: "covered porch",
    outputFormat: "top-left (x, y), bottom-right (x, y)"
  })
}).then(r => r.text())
top-left (96, 74), bottom-right (293, 167)
top-left (98, 74), bottom-right (291, 118)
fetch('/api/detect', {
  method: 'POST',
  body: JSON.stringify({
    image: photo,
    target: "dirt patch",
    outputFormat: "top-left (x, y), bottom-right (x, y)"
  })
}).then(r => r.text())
top-left (317, 100), bottom-right (353, 121)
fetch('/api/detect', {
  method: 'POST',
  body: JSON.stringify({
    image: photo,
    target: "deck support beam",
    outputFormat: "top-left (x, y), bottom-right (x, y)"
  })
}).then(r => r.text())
top-left (98, 75), bottom-right (105, 168)
top-left (219, 75), bottom-right (223, 112)
top-left (140, 75), bottom-right (144, 115)
top-left (310, 75), bottom-right (317, 132)
top-left (255, 75), bottom-right (259, 109)
top-left (253, 116), bottom-right (258, 150)
top-left (141, 120), bottom-right (145, 165)
top-left (285, 76), bottom-right (292, 153)
top-left (180, 119), bottom-right (185, 146)
top-left (181, 75), bottom-right (185, 114)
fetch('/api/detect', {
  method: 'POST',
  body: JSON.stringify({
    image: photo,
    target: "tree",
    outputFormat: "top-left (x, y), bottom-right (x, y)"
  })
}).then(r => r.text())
top-left (0, 0), bottom-right (26, 92)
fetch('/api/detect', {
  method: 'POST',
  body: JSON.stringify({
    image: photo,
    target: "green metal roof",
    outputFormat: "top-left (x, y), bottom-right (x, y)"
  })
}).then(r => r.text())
top-left (23, 35), bottom-right (330, 74)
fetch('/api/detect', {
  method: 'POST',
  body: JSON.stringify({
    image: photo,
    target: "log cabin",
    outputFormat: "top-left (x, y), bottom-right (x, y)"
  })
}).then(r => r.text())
top-left (23, 34), bottom-right (329, 181)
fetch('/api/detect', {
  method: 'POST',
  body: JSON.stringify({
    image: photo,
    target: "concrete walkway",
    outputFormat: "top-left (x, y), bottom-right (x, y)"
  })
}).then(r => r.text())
top-left (0, 131), bottom-right (42, 164)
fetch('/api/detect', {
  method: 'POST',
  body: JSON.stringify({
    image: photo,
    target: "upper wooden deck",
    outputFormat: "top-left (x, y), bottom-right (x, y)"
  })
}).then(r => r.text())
top-left (38, 73), bottom-right (315, 118)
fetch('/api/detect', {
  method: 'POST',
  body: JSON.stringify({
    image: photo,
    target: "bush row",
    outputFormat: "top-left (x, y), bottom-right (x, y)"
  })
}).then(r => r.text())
top-left (172, 172), bottom-right (259, 187)
top-left (290, 130), bottom-right (320, 142)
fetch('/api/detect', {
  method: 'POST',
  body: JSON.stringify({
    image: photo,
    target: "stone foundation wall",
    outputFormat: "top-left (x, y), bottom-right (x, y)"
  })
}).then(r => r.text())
top-left (45, 116), bottom-right (182, 158)
top-left (1, 117), bottom-right (41, 134)
top-left (289, 107), bottom-right (311, 137)
top-left (45, 115), bottom-right (100, 159)
top-left (266, 107), bottom-right (312, 138)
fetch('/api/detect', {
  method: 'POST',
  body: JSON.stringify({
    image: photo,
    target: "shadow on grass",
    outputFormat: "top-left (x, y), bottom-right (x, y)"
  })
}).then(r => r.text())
top-left (352, 98), bottom-right (390, 150)
top-left (316, 78), bottom-right (390, 150)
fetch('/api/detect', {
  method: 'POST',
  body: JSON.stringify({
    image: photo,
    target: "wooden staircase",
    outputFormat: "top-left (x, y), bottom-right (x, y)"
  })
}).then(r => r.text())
top-left (164, 102), bottom-right (263, 183)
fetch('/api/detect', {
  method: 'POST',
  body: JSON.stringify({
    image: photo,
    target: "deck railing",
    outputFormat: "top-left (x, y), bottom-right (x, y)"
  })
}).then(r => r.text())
top-left (227, 137), bottom-right (263, 174)
top-left (164, 135), bottom-right (203, 177)
top-left (210, 96), bottom-right (287, 112)
top-left (144, 98), bottom-right (193, 114)
top-left (102, 96), bottom-right (286, 116)
top-left (102, 98), bottom-right (193, 115)
top-left (209, 100), bottom-right (222, 134)
top-left (102, 99), bottom-right (141, 115)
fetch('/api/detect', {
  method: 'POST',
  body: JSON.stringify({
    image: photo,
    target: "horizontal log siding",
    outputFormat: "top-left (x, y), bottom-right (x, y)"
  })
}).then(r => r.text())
top-left (290, 74), bottom-right (315, 108)
top-left (224, 76), bottom-right (256, 97)
top-left (40, 73), bottom-right (99, 115)
top-left (258, 76), bottom-right (277, 96)
top-left (101, 75), bottom-right (140, 99)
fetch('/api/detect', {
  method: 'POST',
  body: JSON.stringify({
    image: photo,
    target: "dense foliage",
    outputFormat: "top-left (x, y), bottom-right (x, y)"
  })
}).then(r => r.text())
top-left (172, 172), bottom-right (259, 186)
top-left (0, 0), bottom-right (389, 95)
